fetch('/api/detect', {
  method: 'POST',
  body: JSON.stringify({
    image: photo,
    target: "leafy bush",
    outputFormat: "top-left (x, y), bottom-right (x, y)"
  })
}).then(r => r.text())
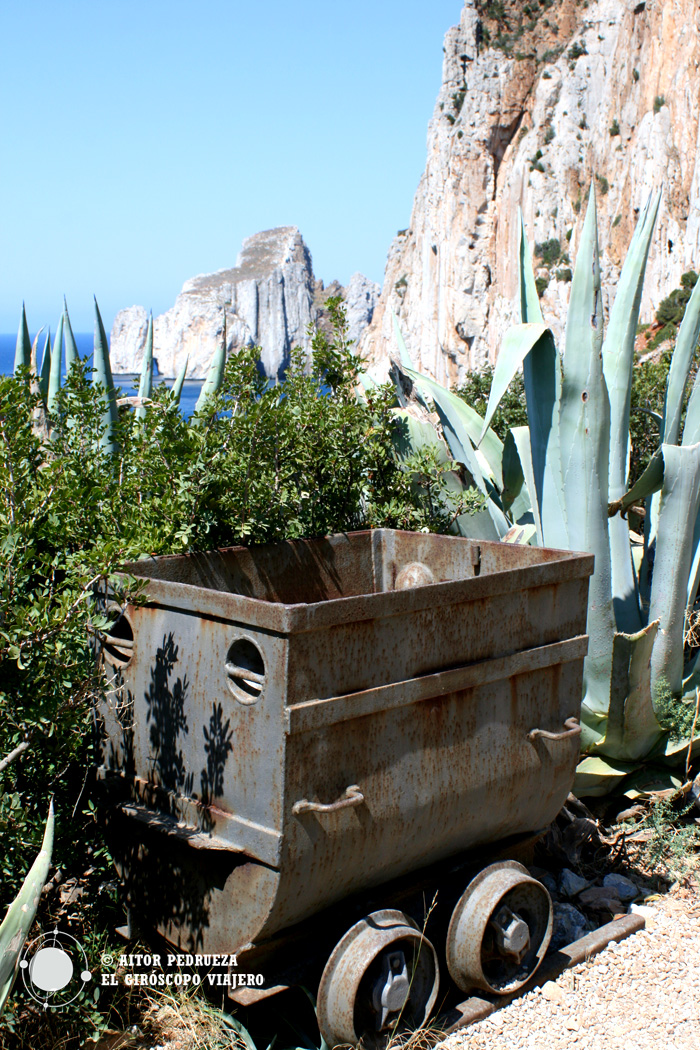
top-left (454, 366), bottom-right (528, 441)
top-left (609, 118), bottom-right (620, 137)
top-left (534, 237), bottom-right (561, 266)
top-left (654, 95), bottom-right (665, 113)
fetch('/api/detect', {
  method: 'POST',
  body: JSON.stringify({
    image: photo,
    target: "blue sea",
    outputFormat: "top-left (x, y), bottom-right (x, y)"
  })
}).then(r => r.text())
top-left (0, 332), bottom-right (204, 419)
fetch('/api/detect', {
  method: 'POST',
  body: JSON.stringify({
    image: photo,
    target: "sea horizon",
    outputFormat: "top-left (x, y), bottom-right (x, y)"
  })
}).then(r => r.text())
top-left (0, 332), bottom-right (203, 418)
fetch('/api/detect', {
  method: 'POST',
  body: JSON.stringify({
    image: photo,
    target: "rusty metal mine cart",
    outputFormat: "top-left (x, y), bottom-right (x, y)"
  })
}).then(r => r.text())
top-left (96, 528), bottom-right (592, 1046)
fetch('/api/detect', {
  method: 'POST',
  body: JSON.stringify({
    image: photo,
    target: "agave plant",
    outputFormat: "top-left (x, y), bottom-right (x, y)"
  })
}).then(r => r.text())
top-left (394, 186), bottom-right (700, 795)
top-left (0, 802), bottom-right (54, 1014)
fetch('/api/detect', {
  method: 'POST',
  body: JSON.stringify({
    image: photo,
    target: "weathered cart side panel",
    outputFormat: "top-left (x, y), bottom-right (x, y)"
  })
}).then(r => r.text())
top-left (96, 530), bottom-right (592, 960)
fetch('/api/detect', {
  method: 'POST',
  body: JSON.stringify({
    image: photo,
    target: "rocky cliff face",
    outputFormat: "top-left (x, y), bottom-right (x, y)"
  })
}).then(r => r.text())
top-left (111, 227), bottom-right (379, 378)
top-left (360, 0), bottom-right (700, 385)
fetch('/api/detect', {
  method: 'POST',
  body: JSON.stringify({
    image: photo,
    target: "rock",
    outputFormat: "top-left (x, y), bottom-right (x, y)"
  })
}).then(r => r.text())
top-left (550, 902), bottom-right (591, 950)
top-left (542, 980), bottom-right (566, 1004)
top-left (110, 228), bottom-right (377, 379)
top-left (603, 873), bottom-right (639, 902)
top-left (559, 868), bottom-right (590, 897)
top-left (578, 886), bottom-right (622, 906)
top-left (360, 0), bottom-right (700, 385)
top-left (343, 272), bottom-right (381, 348)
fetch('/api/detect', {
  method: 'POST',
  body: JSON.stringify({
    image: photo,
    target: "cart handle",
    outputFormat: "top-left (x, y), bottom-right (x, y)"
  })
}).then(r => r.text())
top-left (293, 784), bottom-right (364, 816)
top-left (528, 717), bottom-right (581, 743)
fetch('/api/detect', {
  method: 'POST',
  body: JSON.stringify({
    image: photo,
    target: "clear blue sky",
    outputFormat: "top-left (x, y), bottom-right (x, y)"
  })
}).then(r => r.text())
top-left (0, 0), bottom-right (461, 333)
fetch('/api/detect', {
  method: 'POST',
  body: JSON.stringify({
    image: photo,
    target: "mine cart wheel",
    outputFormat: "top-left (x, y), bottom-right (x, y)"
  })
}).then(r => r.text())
top-left (316, 908), bottom-right (440, 1048)
top-left (446, 860), bottom-right (552, 996)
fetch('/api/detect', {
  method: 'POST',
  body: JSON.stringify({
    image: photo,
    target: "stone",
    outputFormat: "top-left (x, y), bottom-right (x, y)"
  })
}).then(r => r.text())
top-left (603, 873), bottom-right (639, 902)
top-left (550, 902), bottom-right (591, 950)
top-left (579, 886), bottom-right (622, 906)
top-left (542, 980), bottom-right (566, 1004)
top-left (559, 868), bottom-right (590, 897)
top-left (360, 0), bottom-right (700, 385)
top-left (110, 228), bottom-right (377, 380)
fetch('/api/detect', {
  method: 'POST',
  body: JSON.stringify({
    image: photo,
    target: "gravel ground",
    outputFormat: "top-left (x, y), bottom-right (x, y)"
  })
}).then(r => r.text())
top-left (439, 881), bottom-right (700, 1050)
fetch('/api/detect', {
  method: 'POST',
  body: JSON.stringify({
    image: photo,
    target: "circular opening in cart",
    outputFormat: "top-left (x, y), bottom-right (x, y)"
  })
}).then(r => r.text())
top-left (100, 610), bottom-right (134, 667)
top-left (225, 638), bottom-right (265, 705)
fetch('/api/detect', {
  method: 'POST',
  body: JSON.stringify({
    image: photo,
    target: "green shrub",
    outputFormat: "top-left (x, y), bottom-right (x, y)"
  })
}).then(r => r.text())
top-left (609, 118), bottom-right (620, 136)
top-left (454, 366), bottom-right (528, 442)
top-left (654, 95), bottom-right (665, 113)
top-left (534, 237), bottom-right (561, 266)
top-left (568, 41), bottom-right (588, 61)
top-left (632, 67), bottom-right (639, 82)
top-left (597, 174), bottom-right (610, 195)
top-left (544, 124), bottom-right (555, 143)
top-left (535, 275), bottom-right (550, 297)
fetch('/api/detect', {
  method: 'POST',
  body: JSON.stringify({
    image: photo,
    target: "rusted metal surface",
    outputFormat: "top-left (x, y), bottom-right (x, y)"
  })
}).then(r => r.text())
top-left (446, 861), bottom-right (553, 995)
top-left (316, 909), bottom-right (440, 1048)
top-left (96, 529), bottom-right (592, 960)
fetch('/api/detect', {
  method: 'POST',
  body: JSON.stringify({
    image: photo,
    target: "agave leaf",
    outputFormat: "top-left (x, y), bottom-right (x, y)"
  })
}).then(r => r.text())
top-left (648, 443), bottom-right (700, 695)
top-left (510, 426), bottom-right (543, 545)
top-left (686, 508), bottom-right (700, 608)
top-left (171, 354), bottom-right (189, 404)
top-left (403, 366), bottom-right (505, 491)
top-left (617, 767), bottom-right (684, 798)
top-left (479, 323), bottom-right (548, 440)
top-left (501, 427), bottom-right (531, 521)
top-left (63, 298), bottom-right (79, 371)
top-left (518, 208), bottom-right (544, 327)
top-left (603, 191), bottom-right (660, 632)
top-left (608, 446), bottom-right (664, 518)
top-left (135, 314), bottom-right (154, 422)
top-left (573, 755), bottom-right (638, 798)
top-left (559, 185), bottom-right (615, 720)
top-left (93, 298), bottom-right (119, 452)
top-left (0, 802), bottom-right (54, 1015)
top-left (595, 621), bottom-right (663, 761)
top-left (39, 329), bottom-right (51, 403)
top-left (391, 311), bottom-right (430, 412)
top-left (663, 268), bottom-right (700, 445)
top-left (517, 218), bottom-right (568, 548)
top-left (13, 304), bottom-right (31, 373)
top-left (195, 314), bottom-right (227, 415)
top-left (603, 189), bottom-right (660, 495)
top-left (393, 408), bottom-right (504, 541)
top-left (47, 313), bottom-right (64, 413)
top-left (402, 367), bottom-right (510, 537)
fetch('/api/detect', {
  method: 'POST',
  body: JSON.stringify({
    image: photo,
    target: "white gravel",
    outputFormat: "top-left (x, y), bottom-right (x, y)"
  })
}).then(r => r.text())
top-left (439, 882), bottom-right (700, 1050)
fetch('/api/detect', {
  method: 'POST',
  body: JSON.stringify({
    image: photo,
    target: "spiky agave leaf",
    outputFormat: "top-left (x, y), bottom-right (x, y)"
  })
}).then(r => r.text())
top-left (402, 365), bottom-right (510, 538)
top-left (648, 442), bottom-right (700, 696)
top-left (559, 185), bottom-right (615, 733)
top-left (39, 330), bottom-right (51, 403)
top-left (517, 211), bottom-right (568, 549)
top-left (592, 621), bottom-right (663, 760)
top-left (0, 802), bottom-right (54, 1015)
top-left (135, 314), bottom-right (154, 422)
top-left (47, 313), bottom-right (64, 412)
top-left (171, 353), bottom-right (189, 404)
top-left (13, 304), bottom-right (31, 373)
top-left (603, 190), bottom-right (661, 632)
top-left (392, 408), bottom-right (492, 539)
top-left (92, 298), bottom-right (119, 452)
top-left (63, 298), bottom-right (79, 371)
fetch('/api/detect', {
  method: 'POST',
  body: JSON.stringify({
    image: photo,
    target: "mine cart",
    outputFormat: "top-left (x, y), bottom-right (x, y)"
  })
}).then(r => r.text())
top-left (96, 529), bottom-right (592, 1046)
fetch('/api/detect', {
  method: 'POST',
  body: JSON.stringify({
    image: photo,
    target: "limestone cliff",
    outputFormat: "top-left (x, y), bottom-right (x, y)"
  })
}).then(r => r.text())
top-left (360, 0), bottom-right (700, 385)
top-left (111, 227), bottom-right (379, 378)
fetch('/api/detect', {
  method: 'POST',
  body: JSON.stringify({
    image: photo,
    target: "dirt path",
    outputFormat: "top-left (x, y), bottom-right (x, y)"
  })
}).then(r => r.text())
top-left (439, 882), bottom-right (700, 1050)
